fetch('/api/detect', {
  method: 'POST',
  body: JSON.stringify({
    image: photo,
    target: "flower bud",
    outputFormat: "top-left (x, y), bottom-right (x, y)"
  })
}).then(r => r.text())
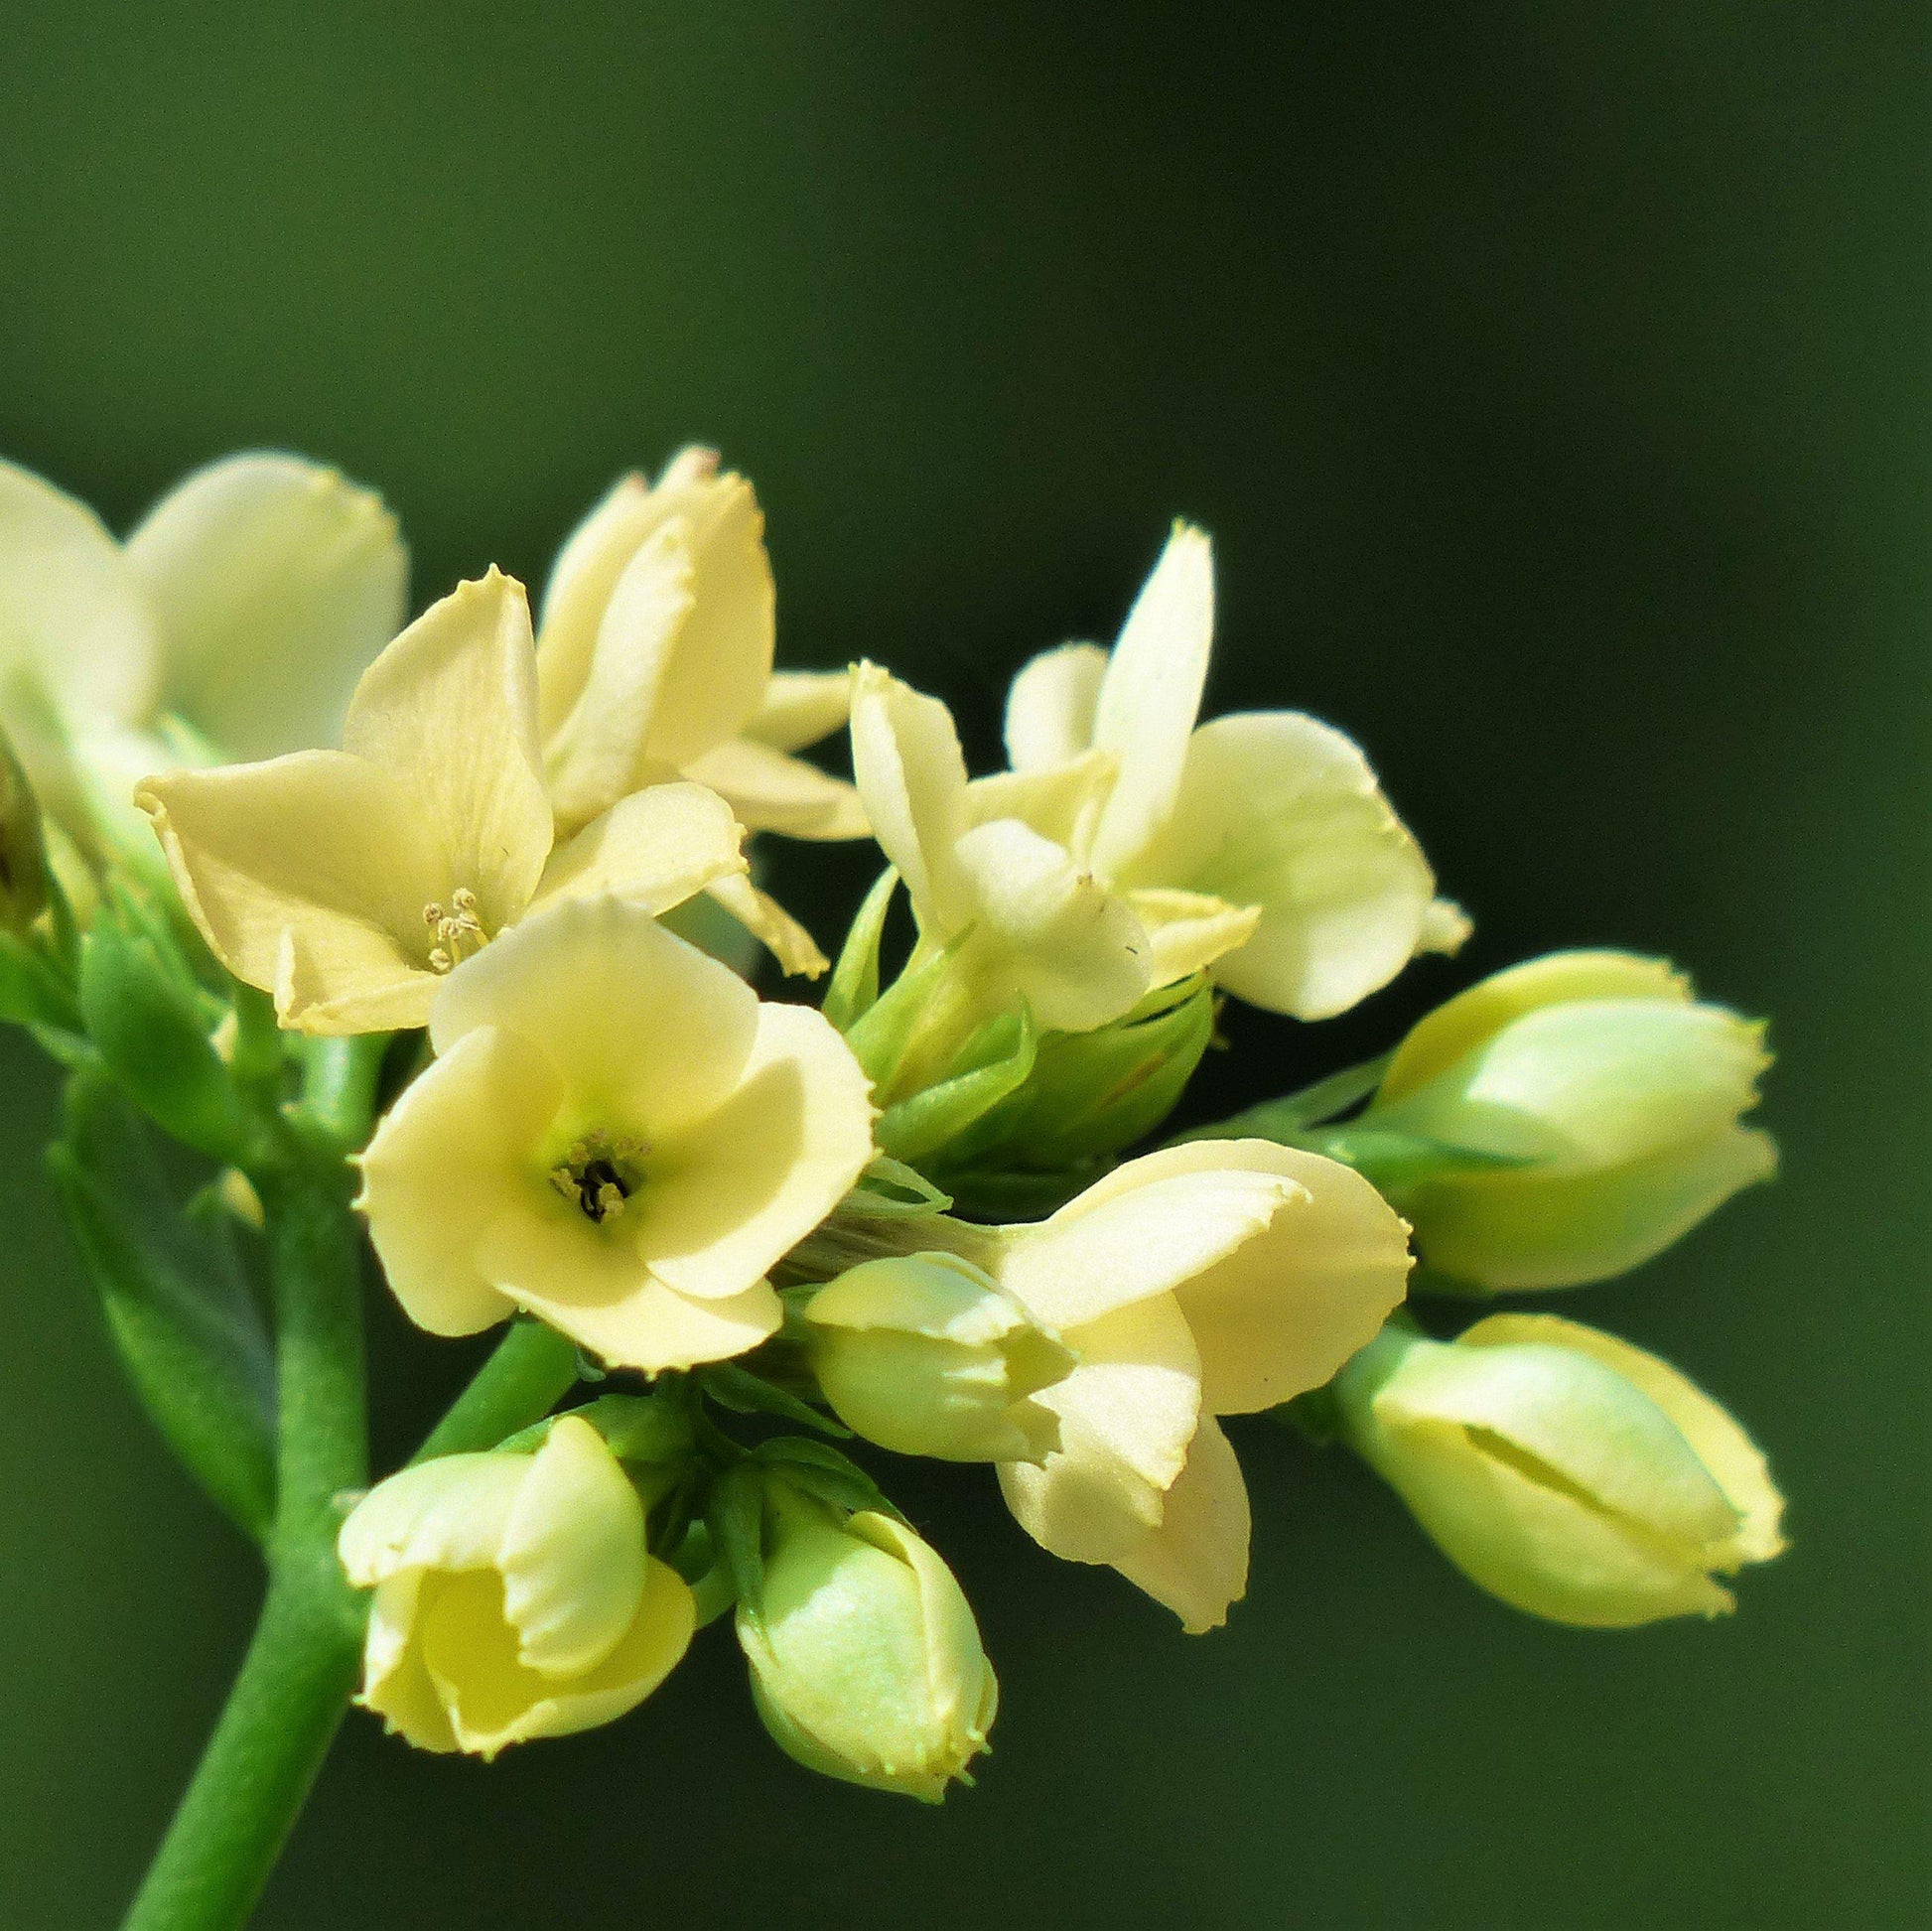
top-left (737, 1486), bottom-right (996, 1801)
top-left (1333, 1314), bottom-right (1785, 1626)
top-left (1354, 951), bottom-right (1774, 1290)
top-left (338, 1414), bottom-right (696, 1758)
top-left (801, 1254), bottom-right (1074, 1462)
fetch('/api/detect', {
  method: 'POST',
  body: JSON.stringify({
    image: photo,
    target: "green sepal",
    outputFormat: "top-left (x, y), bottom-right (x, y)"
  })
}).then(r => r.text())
top-left (875, 1003), bottom-right (1036, 1162)
top-left (933, 1161), bottom-right (1111, 1221)
top-left (49, 1074), bottom-right (276, 1541)
top-left (841, 1155), bottom-right (954, 1218)
top-left (494, 1390), bottom-right (694, 1465)
top-left (752, 1437), bottom-right (906, 1524)
top-left (699, 1361), bottom-right (850, 1438)
top-left (1300, 1126), bottom-right (1535, 1197)
top-left (822, 868), bottom-right (897, 1033)
top-left (1172, 1050), bottom-right (1395, 1145)
top-left (664, 1520), bottom-right (737, 1626)
top-left (78, 894), bottom-right (254, 1165)
top-left (0, 927), bottom-right (83, 1035)
top-left (705, 1461), bottom-right (770, 1621)
top-left (841, 934), bottom-right (961, 1084)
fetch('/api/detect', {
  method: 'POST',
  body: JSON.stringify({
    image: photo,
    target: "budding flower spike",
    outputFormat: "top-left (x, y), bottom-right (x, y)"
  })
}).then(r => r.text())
top-left (0, 436), bottom-right (1785, 1926)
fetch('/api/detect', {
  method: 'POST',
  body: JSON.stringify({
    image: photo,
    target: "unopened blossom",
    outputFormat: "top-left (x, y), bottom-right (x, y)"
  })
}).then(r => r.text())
top-left (137, 570), bottom-right (748, 1033)
top-left (339, 1415), bottom-right (695, 1757)
top-left (356, 896), bottom-right (876, 1371)
top-left (1333, 1313), bottom-right (1786, 1625)
top-left (1001, 525), bottom-right (1465, 1020)
top-left (972, 1140), bottom-right (1412, 1631)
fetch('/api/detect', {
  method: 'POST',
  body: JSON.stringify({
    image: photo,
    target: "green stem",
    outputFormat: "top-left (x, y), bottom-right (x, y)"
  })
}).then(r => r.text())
top-left (123, 1141), bottom-right (370, 1931)
top-left (411, 1318), bottom-right (582, 1464)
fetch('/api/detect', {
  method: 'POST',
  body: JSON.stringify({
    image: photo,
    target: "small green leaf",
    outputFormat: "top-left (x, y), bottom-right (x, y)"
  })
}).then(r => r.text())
top-left (875, 1004), bottom-right (1036, 1162)
top-left (822, 868), bottom-right (897, 1033)
top-left (700, 1363), bottom-right (849, 1437)
top-left (705, 1463), bottom-right (769, 1619)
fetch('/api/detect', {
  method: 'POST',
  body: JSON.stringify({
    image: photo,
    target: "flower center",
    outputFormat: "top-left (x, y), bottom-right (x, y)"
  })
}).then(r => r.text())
top-left (548, 1130), bottom-right (648, 1224)
top-left (423, 889), bottom-right (488, 973)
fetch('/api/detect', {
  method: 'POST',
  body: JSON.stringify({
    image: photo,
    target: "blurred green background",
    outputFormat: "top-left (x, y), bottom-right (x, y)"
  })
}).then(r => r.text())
top-left (0, 5), bottom-right (1924, 1926)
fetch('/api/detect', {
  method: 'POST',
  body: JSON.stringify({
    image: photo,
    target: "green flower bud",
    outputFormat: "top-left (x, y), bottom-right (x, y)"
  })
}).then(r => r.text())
top-left (1333, 1314), bottom-right (1785, 1626)
top-left (1353, 951), bottom-right (1774, 1290)
top-left (737, 1486), bottom-right (997, 1801)
top-left (801, 1253), bottom-right (1074, 1462)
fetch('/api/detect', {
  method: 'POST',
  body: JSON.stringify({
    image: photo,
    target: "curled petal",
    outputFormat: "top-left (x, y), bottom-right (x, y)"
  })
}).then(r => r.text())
top-left (1003, 642), bottom-right (1109, 772)
top-left (684, 738), bottom-right (869, 841)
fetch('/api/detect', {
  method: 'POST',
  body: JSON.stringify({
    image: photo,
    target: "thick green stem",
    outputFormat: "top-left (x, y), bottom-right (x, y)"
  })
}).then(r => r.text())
top-left (123, 1145), bottom-right (370, 1931)
top-left (412, 1318), bottom-right (582, 1463)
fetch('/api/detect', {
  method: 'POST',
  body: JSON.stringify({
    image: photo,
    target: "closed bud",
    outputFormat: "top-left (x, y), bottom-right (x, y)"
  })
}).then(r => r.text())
top-left (802, 1254), bottom-right (1074, 1462)
top-left (737, 1485), bottom-right (996, 1801)
top-left (1353, 951), bottom-right (1774, 1290)
top-left (1333, 1314), bottom-right (1785, 1626)
top-left (338, 1415), bottom-right (696, 1758)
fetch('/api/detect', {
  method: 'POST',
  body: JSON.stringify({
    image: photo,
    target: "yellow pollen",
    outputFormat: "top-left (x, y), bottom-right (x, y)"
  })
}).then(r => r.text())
top-left (548, 1130), bottom-right (648, 1225)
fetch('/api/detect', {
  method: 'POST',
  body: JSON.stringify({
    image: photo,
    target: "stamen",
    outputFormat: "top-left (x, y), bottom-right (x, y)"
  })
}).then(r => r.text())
top-left (423, 889), bottom-right (489, 973)
top-left (547, 1131), bottom-right (649, 1225)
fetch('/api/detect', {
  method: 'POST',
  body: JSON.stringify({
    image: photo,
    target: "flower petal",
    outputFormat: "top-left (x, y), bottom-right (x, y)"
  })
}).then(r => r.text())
top-left (0, 457), bottom-right (158, 726)
top-left (536, 473), bottom-right (655, 735)
top-left (343, 570), bottom-right (551, 933)
top-left (1125, 887), bottom-right (1261, 988)
top-left (702, 872), bottom-right (830, 977)
top-left (683, 737), bottom-right (869, 840)
top-left (848, 663), bottom-right (972, 935)
top-left (1088, 525), bottom-right (1214, 877)
top-left (356, 1024), bottom-right (565, 1335)
top-left (744, 666), bottom-right (853, 753)
top-left (1127, 710), bottom-right (1439, 1020)
top-left (532, 781), bottom-right (747, 914)
top-left (337, 1454), bottom-right (526, 1587)
top-left (1110, 1413), bottom-right (1250, 1633)
top-left (124, 453), bottom-right (407, 759)
top-left (1003, 642), bottom-right (1109, 772)
top-left (137, 751), bottom-right (451, 1034)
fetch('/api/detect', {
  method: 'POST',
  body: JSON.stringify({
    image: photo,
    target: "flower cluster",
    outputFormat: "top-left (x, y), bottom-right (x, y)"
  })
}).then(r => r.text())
top-left (0, 445), bottom-right (1783, 1816)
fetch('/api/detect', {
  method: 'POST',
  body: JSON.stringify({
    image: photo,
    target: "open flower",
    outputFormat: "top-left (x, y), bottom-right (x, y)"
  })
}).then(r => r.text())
top-left (537, 450), bottom-right (867, 973)
top-left (1001, 525), bottom-right (1465, 1020)
top-left (972, 1139), bottom-right (1412, 1630)
top-left (356, 895), bottom-right (875, 1370)
top-left (1332, 1313), bottom-right (1786, 1625)
top-left (136, 570), bottom-right (749, 1034)
top-left (338, 1415), bottom-right (696, 1757)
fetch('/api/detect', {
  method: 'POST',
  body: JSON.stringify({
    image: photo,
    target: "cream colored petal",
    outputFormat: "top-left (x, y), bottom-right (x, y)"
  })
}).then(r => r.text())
top-left (964, 748), bottom-right (1116, 849)
top-left (1458, 1314), bottom-right (1785, 1565)
top-left (1088, 525), bottom-right (1214, 877)
top-left (137, 752), bottom-right (450, 1034)
top-left (683, 738), bottom-right (870, 841)
top-left (744, 667), bottom-right (854, 753)
top-left (848, 662), bottom-right (972, 934)
top-left (992, 1163), bottom-right (1303, 1330)
top-left (535, 472), bottom-right (657, 735)
top-left (355, 1024), bottom-right (565, 1336)
top-left (952, 816), bottom-right (1151, 1033)
top-left (998, 1293), bottom-right (1201, 1563)
top-left (125, 453), bottom-right (407, 758)
top-left (532, 781), bottom-right (747, 914)
top-left (542, 521), bottom-right (694, 835)
top-left (429, 896), bottom-right (759, 1136)
top-left (343, 570), bottom-right (551, 931)
top-left (337, 1454), bottom-right (525, 1586)
top-left (499, 1416), bottom-right (647, 1676)
top-left (1128, 711), bottom-right (1438, 1020)
top-left (702, 872), bottom-right (830, 977)
top-left (1125, 887), bottom-right (1262, 987)
top-left (0, 457), bottom-right (158, 725)
top-left (633, 1000), bottom-right (876, 1301)
top-left (1378, 950), bottom-right (1693, 1103)
top-left (358, 1576), bottom-right (460, 1752)
top-left (1003, 642), bottom-right (1110, 771)
top-left (1110, 1413), bottom-right (1251, 1634)
top-left (1125, 1140), bottom-right (1415, 1414)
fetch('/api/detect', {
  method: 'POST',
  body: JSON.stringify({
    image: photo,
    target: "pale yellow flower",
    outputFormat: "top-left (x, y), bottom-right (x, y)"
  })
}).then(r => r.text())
top-left (356, 896), bottom-right (876, 1371)
top-left (973, 1140), bottom-right (1412, 1631)
top-left (537, 450), bottom-right (867, 974)
top-left (136, 570), bottom-right (748, 1034)
top-left (1002, 525), bottom-right (1465, 1020)
top-left (339, 1415), bottom-right (695, 1757)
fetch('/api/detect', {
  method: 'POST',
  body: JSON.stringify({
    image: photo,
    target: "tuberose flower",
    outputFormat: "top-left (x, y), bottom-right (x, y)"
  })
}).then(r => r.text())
top-left (976, 1140), bottom-right (1413, 1631)
top-left (338, 1415), bottom-right (696, 1757)
top-left (1332, 1313), bottom-right (1786, 1625)
top-left (1000, 524), bottom-right (1465, 1020)
top-left (356, 895), bottom-right (876, 1370)
top-left (136, 570), bottom-right (749, 1034)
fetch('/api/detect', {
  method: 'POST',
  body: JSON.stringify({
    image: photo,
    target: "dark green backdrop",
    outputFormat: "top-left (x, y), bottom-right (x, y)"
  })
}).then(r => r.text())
top-left (0, 7), bottom-right (1924, 1926)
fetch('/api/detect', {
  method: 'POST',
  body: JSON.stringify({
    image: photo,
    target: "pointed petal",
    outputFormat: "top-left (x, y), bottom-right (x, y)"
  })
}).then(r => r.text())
top-left (703, 871), bottom-right (830, 977)
top-left (1129, 711), bottom-right (1439, 1020)
top-left (343, 570), bottom-right (551, 931)
top-left (684, 738), bottom-right (870, 840)
top-left (964, 747), bottom-right (1116, 849)
top-left (0, 457), bottom-right (158, 725)
top-left (1088, 526), bottom-right (1214, 876)
top-left (1111, 1413), bottom-right (1250, 1633)
top-left (125, 453), bottom-right (407, 758)
top-left (533, 781), bottom-right (747, 914)
top-left (1003, 642), bottom-right (1110, 771)
top-left (137, 752), bottom-right (450, 1034)
top-left (1125, 887), bottom-right (1262, 987)
top-left (848, 662), bottom-right (971, 934)
top-left (744, 666), bottom-right (853, 753)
